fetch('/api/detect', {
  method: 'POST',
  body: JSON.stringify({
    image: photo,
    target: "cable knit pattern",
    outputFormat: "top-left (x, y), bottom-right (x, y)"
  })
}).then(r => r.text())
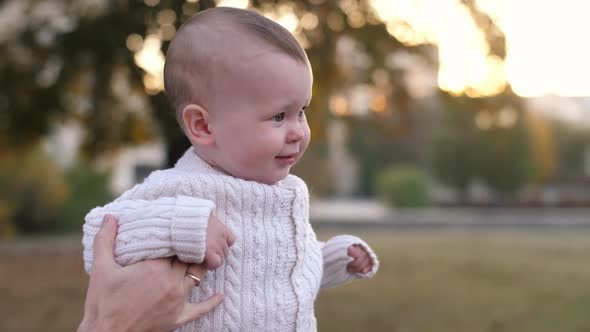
top-left (81, 147), bottom-right (379, 331)
top-left (220, 177), bottom-right (242, 330)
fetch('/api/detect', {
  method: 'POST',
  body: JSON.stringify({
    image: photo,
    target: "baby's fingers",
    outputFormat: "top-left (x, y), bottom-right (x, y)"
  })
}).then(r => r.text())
top-left (347, 255), bottom-right (368, 273)
top-left (359, 257), bottom-right (373, 273)
top-left (347, 244), bottom-right (363, 258)
top-left (346, 262), bottom-right (359, 273)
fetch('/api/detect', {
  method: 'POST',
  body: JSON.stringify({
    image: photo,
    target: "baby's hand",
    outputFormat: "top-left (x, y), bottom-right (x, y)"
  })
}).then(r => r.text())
top-left (346, 244), bottom-right (373, 275)
top-left (204, 214), bottom-right (236, 270)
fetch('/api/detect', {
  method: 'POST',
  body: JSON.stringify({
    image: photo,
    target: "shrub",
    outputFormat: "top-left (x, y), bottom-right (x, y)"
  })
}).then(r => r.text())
top-left (0, 150), bottom-right (67, 235)
top-left (375, 166), bottom-right (431, 208)
top-left (56, 162), bottom-right (113, 233)
top-left (0, 202), bottom-right (15, 238)
top-left (0, 150), bottom-right (113, 236)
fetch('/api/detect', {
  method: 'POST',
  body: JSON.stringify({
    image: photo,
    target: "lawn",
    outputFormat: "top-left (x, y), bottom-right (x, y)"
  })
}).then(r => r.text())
top-left (2, 230), bottom-right (590, 331)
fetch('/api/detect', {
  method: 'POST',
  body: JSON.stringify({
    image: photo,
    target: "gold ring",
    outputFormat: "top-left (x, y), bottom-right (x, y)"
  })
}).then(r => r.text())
top-left (185, 272), bottom-right (201, 287)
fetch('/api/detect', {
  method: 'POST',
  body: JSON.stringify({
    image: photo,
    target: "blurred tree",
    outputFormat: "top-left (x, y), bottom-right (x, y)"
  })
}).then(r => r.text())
top-left (1, 0), bottom-right (504, 168)
top-left (553, 120), bottom-right (590, 178)
top-left (0, 148), bottom-right (112, 236)
top-left (430, 100), bottom-right (479, 198)
top-left (526, 109), bottom-right (557, 184)
top-left (431, 90), bottom-right (533, 199)
top-left (0, 149), bottom-right (68, 235)
top-left (346, 109), bottom-right (423, 196)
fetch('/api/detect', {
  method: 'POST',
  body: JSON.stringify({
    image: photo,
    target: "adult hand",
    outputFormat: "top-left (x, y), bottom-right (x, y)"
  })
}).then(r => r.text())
top-left (204, 214), bottom-right (236, 270)
top-left (78, 215), bottom-right (224, 332)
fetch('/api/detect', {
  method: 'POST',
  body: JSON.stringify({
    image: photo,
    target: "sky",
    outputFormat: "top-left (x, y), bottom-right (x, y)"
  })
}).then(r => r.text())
top-left (371, 0), bottom-right (590, 98)
top-left (493, 0), bottom-right (590, 97)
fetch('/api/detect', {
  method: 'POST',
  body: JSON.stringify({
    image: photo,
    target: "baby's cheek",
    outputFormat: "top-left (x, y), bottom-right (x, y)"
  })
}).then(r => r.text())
top-left (234, 149), bottom-right (263, 167)
top-left (301, 131), bottom-right (311, 152)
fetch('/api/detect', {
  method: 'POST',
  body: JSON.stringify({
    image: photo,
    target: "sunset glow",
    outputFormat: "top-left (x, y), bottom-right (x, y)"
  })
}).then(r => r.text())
top-left (132, 0), bottom-right (590, 98)
top-left (371, 0), bottom-right (590, 97)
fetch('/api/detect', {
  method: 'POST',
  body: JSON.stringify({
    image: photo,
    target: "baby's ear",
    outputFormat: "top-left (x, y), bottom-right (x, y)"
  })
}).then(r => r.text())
top-left (182, 104), bottom-right (214, 146)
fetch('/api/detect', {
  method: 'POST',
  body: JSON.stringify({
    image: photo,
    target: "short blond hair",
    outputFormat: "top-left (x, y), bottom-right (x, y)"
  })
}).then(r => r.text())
top-left (164, 7), bottom-right (310, 125)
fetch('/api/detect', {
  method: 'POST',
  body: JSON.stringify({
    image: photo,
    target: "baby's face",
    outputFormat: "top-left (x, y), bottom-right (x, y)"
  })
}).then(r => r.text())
top-left (207, 51), bottom-right (312, 185)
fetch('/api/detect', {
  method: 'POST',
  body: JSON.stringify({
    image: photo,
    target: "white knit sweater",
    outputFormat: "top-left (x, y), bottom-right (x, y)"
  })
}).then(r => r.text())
top-left (83, 148), bottom-right (379, 331)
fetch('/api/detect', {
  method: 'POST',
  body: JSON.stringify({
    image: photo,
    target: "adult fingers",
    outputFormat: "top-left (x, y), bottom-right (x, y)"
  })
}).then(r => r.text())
top-left (184, 264), bottom-right (207, 293)
top-left (176, 294), bottom-right (225, 326)
top-left (171, 257), bottom-right (190, 281)
top-left (92, 215), bottom-right (119, 270)
top-left (186, 263), bottom-right (207, 278)
top-left (172, 257), bottom-right (188, 274)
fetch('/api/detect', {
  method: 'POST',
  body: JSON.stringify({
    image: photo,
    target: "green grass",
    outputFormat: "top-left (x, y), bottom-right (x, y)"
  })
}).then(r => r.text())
top-left (315, 230), bottom-right (590, 332)
top-left (2, 230), bottom-right (590, 331)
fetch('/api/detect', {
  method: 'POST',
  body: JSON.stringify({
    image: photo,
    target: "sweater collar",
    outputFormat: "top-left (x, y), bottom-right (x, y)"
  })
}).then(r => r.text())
top-left (173, 147), bottom-right (302, 191)
top-left (174, 147), bottom-right (225, 176)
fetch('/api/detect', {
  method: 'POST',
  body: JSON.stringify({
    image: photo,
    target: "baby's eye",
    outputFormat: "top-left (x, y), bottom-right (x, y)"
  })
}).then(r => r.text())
top-left (298, 110), bottom-right (305, 118)
top-left (272, 112), bottom-right (285, 122)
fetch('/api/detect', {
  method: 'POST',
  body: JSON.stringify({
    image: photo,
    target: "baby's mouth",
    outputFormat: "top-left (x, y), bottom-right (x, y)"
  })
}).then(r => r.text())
top-left (275, 153), bottom-right (298, 164)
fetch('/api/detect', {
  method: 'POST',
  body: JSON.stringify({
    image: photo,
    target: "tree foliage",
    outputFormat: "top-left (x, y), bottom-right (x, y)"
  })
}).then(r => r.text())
top-left (1, 0), bottom-right (504, 167)
top-left (431, 90), bottom-right (533, 197)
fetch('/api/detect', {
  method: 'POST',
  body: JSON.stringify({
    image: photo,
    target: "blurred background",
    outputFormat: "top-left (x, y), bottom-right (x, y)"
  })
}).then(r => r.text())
top-left (2, 0), bottom-right (590, 331)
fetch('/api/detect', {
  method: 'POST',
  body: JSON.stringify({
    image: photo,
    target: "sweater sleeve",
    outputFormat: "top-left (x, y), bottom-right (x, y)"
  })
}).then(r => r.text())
top-left (82, 195), bottom-right (214, 274)
top-left (319, 235), bottom-right (379, 289)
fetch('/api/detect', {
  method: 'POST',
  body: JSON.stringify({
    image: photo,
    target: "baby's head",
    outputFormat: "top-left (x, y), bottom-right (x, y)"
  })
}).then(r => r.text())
top-left (164, 7), bottom-right (312, 185)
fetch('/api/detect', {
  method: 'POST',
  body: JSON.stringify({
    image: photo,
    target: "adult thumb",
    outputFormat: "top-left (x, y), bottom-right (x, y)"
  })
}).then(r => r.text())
top-left (93, 214), bottom-right (119, 269)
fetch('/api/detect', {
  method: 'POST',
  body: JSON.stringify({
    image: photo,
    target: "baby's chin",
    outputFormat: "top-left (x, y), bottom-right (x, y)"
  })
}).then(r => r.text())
top-left (215, 163), bottom-right (290, 185)
top-left (254, 173), bottom-right (290, 186)
top-left (239, 170), bottom-right (291, 186)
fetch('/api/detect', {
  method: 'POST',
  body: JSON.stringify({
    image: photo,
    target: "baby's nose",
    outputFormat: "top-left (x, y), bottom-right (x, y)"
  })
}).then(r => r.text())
top-left (286, 122), bottom-right (304, 143)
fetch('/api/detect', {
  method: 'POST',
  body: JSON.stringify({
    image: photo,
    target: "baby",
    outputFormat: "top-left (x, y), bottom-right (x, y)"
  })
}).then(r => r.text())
top-left (83, 7), bottom-right (378, 331)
